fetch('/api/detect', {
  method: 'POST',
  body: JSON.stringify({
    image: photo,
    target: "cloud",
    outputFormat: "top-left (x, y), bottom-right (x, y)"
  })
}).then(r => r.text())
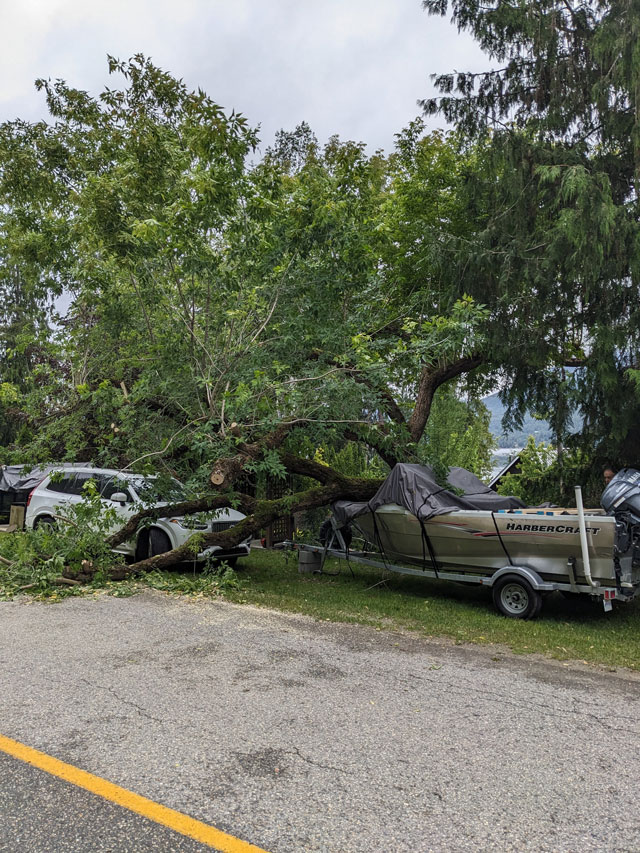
top-left (0, 0), bottom-right (488, 152)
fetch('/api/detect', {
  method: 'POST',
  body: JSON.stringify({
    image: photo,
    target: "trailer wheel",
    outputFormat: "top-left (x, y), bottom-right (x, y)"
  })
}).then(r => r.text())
top-left (492, 575), bottom-right (542, 619)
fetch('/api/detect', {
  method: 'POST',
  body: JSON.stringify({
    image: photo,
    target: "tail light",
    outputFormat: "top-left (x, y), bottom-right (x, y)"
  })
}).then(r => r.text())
top-left (26, 477), bottom-right (46, 507)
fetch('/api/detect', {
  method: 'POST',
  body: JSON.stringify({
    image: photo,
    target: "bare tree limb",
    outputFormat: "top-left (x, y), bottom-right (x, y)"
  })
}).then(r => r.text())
top-left (107, 493), bottom-right (243, 549)
top-left (115, 475), bottom-right (381, 576)
top-left (343, 428), bottom-right (402, 470)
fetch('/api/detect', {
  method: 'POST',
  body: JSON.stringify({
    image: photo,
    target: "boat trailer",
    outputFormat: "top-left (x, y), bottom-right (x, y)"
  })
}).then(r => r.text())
top-left (286, 507), bottom-right (631, 619)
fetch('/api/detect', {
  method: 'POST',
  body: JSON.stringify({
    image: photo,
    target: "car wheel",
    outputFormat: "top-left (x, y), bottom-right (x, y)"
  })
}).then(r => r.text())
top-left (492, 575), bottom-right (542, 619)
top-left (135, 528), bottom-right (172, 560)
top-left (148, 528), bottom-right (172, 557)
top-left (34, 515), bottom-right (56, 531)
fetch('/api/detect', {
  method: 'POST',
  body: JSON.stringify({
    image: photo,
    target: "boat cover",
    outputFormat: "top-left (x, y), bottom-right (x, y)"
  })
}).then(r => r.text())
top-left (333, 463), bottom-right (525, 524)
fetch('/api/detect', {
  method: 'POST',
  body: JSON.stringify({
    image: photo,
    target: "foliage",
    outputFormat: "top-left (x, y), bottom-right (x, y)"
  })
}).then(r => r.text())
top-left (0, 56), bottom-right (496, 484)
top-left (497, 435), bottom-right (605, 506)
top-left (421, 0), bottom-right (640, 466)
top-left (143, 563), bottom-right (244, 595)
top-left (497, 436), bottom-right (556, 505)
top-left (320, 442), bottom-right (388, 480)
top-left (0, 481), bottom-right (121, 597)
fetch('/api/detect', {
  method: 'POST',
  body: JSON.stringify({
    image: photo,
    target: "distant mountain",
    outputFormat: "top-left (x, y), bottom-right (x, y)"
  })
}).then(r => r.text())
top-left (483, 393), bottom-right (553, 449)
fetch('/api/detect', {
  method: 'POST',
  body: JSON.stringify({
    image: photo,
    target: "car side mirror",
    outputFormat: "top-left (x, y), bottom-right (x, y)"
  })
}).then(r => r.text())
top-left (110, 492), bottom-right (128, 505)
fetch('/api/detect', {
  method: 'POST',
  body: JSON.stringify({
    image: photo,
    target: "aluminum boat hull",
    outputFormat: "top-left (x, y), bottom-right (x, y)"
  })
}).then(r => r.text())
top-left (356, 504), bottom-right (632, 585)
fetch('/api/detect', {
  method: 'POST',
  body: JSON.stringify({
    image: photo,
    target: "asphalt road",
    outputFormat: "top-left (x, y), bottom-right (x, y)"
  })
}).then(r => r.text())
top-left (0, 751), bottom-right (213, 853)
top-left (1, 591), bottom-right (640, 852)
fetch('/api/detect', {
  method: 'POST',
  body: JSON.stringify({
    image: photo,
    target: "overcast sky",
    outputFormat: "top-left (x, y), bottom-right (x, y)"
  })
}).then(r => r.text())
top-left (1, 0), bottom-right (488, 155)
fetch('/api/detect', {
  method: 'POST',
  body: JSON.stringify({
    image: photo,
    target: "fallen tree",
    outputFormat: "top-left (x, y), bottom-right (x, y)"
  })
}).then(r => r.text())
top-left (83, 459), bottom-right (381, 582)
top-left (1, 62), bottom-right (501, 581)
top-left (93, 348), bottom-right (490, 580)
top-left (106, 474), bottom-right (380, 579)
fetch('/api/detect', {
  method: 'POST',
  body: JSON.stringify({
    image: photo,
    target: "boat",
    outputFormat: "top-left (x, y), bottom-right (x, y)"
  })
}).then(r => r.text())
top-left (325, 464), bottom-right (640, 618)
top-left (354, 503), bottom-right (622, 583)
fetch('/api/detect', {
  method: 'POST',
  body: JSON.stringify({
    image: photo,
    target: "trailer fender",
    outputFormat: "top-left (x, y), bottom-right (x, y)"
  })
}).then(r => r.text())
top-left (483, 566), bottom-right (556, 592)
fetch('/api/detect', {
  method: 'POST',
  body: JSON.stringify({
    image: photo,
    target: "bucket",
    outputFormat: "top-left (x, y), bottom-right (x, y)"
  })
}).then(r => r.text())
top-left (298, 550), bottom-right (321, 574)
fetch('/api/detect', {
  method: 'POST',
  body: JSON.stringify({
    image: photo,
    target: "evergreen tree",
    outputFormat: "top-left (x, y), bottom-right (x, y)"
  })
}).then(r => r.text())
top-left (422, 0), bottom-right (640, 467)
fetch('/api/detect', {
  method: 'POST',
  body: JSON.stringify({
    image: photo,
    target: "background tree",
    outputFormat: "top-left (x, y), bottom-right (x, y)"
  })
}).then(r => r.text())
top-left (423, 0), bottom-right (640, 480)
top-left (422, 0), bottom-right (640, 479)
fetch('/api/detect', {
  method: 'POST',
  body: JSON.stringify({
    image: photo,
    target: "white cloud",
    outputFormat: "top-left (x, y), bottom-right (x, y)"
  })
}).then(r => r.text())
top-left (0, 0), bottom-right (489, 152)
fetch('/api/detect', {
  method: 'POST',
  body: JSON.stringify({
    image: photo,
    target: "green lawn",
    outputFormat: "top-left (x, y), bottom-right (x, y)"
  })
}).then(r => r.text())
top-left (4, 537), bottom-right (640, 671)
top-left (220, 549), bottom-right (640, 671)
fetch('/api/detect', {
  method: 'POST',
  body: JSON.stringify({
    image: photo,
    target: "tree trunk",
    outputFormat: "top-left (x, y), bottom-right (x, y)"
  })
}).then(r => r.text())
top-left (407, 354), bottom-right (483, 442)
top-left (96, 456), bottom-right (383, 580)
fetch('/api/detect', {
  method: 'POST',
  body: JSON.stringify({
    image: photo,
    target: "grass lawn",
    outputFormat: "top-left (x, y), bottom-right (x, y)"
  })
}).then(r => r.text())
top-left (4, 532), bottom-right (640, 671)
top-left (220, 548), bottom-right (640, 672)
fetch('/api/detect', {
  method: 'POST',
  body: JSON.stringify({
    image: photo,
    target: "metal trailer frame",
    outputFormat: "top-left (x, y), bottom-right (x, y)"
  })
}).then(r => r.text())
top-left (286, 517), bottom-right (632, 614)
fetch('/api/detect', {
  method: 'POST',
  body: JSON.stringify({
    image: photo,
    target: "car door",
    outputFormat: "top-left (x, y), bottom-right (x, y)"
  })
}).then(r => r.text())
top-left (98, 475), bottom-right (137, 530)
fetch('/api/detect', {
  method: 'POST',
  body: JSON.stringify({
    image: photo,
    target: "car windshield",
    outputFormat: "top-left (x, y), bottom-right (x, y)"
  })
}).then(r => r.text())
top-left (129, 477), bottom-right (187, 504)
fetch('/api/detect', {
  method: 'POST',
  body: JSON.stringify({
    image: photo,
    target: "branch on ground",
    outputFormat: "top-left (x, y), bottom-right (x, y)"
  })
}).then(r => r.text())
top-left (101, 438), bottom-right (383, 580)
top-left (106, 493), bottom-right (252, 549)
top-left (101, 474), bottom-right (381, 579)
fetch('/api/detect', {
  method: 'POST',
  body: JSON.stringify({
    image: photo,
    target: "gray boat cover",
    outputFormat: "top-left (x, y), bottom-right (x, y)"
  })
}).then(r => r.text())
top-left (333, 463), bottom-right (525, 524)
top-left (0, 463), bottom-right (91, 493)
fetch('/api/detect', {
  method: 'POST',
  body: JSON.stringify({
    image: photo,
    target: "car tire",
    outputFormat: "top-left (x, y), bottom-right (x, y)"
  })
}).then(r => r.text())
top-left (492, 575), bottom-right (542, 619)
top-left (34, 515), bottom-right (56, 531)
top-left (148, 528), bottom-right (172, 557)
top-left (135, 528), bottom-right (172, 560)
top-left (134, 527), bottom-right (171, 563)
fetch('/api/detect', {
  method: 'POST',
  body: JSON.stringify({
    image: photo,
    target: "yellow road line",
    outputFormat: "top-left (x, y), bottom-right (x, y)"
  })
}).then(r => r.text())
top-left (0, 733), bottom-right (269, 853)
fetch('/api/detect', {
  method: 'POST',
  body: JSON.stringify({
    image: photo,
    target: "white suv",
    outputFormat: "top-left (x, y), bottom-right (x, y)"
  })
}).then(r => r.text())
top-left (24, 466), bottom-right (250, 565)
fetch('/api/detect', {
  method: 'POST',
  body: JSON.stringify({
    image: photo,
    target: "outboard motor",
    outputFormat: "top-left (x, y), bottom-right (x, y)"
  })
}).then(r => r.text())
top-left (602, 469), bottom-right (640, 570)
top-left (602, 469), bottom-right (640, 522)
